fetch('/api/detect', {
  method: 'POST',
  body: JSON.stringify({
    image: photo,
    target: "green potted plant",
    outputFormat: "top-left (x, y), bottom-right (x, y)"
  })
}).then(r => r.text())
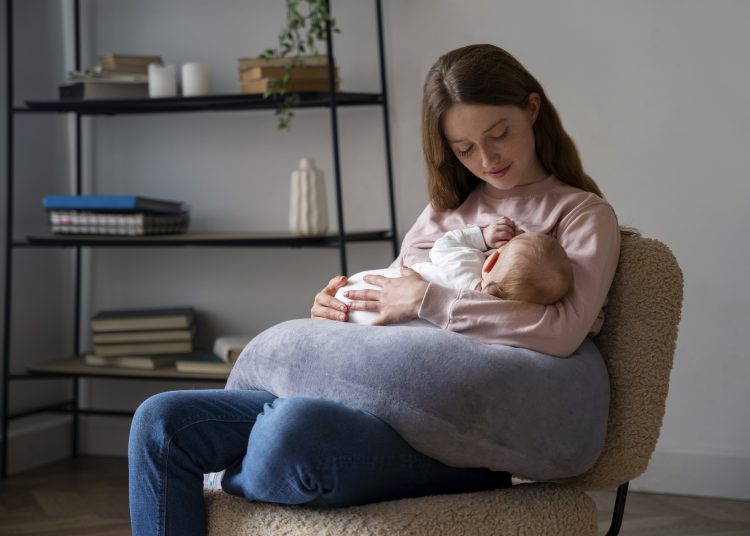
top-left (260, 0), bottom-right (340, 131)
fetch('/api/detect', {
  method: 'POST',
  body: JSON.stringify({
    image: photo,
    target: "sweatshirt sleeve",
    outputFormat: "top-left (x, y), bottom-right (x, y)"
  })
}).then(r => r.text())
top-left (417, 201), bottom-right (620, 357)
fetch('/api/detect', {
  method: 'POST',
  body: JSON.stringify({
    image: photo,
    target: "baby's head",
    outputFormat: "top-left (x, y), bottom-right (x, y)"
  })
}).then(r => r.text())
top-left (480, 232), bottom-right (573, 305)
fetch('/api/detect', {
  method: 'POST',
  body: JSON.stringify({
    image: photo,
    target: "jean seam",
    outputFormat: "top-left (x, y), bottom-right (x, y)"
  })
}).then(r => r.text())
top-left (158, 417), bottom-right (260, 536)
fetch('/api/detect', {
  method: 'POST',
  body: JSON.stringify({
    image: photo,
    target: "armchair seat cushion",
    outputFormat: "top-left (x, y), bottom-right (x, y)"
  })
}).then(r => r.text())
top-left (206, 483), bottom-right (597, 536)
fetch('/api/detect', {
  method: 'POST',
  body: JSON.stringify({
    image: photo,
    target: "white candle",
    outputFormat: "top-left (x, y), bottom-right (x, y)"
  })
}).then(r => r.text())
top-left (148, 63), bottom-right (177, 98)
top-left (181, 62), bottom-right (209, 97)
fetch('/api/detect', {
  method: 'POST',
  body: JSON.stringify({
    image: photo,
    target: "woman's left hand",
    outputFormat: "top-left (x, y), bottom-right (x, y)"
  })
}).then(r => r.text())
top-left (344, 266), bottom-right (429, 325)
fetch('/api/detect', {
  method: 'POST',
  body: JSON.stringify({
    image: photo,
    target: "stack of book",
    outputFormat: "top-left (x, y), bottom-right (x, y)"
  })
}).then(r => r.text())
top-left (237, 54), bottom-right (339, 94)
top-left (60, 53), bottom-right (162, 100)
top-left (43, 195), bottom-right (189, 236)
top-left (85, 307), bottom-right (196, 369)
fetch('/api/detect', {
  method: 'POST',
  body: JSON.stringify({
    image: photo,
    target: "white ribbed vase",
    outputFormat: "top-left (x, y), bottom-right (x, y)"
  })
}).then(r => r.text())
top-left (289, 157), bottom-right (329, 236)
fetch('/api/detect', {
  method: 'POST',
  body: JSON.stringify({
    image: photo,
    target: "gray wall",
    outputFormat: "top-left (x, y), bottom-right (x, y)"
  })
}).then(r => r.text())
top-left (1, 0), bottom-right (83, 473)
top-left (2, 0), bottom-right (749, 499)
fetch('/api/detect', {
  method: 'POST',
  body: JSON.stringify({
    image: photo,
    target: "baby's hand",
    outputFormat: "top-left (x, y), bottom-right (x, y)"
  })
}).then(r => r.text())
top-left (482, 217), bottom-right (516, 249)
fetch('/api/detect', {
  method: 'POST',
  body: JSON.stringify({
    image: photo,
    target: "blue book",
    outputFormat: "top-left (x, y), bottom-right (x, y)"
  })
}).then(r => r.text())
top-left (43, 195), bottom-right (186, 214)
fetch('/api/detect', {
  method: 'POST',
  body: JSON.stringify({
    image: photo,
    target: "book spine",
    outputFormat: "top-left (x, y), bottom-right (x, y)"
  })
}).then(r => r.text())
top-left (239, 66), bottom-right (338, 82)
top-left (48, 210), bottom-right (189, 236)
top-left (43, 195), bottom-right (186, 213)
top-left (237, 55), bottom-right (329, 70)
top-left (240, 77), bottom-right (340, 95)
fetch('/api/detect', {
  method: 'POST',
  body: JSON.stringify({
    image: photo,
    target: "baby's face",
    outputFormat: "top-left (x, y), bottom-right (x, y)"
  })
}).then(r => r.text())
top-left (480, 234), bottom-right (531, 291)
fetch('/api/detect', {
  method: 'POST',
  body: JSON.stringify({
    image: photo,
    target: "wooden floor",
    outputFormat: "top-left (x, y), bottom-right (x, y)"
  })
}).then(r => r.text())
top-left (0, 456), bottom-right (748, 535)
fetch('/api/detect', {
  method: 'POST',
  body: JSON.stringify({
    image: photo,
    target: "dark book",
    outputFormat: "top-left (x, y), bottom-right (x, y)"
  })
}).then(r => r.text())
top-left (175, 353), bottom-right (233, 374)
top-left (91, 307), bottom-right (195, 333)
top-left (43, 195), bottom-right (186, 214)
top-left (59, 81), bottom-right (149, 100)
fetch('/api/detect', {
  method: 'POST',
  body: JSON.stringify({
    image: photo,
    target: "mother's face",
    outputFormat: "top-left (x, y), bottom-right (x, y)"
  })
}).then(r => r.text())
top-left (441, 96), bottom-right (547, 190)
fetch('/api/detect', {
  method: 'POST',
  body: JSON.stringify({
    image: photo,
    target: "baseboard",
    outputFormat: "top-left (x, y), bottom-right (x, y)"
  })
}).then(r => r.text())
top-left (2, 414), bottom-right (72, 475)
top-left (631, 450), bottom-right (750, 500)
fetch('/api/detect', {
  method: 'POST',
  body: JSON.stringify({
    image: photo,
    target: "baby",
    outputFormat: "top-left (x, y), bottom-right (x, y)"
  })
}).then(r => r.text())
top-left (336, 217), bottom-right (573, 325)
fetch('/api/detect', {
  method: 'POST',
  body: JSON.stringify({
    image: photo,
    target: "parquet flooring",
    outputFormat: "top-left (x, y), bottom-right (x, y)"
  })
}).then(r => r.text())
top-left (0, 455), bottom-right (748, 535)
top-left (0, 456), bottom-right (130, 535)
top-left (590, 488), bottom-right (750, 535)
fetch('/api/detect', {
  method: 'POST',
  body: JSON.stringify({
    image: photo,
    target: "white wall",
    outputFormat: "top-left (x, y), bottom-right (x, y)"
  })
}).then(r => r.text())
top-left (2, 0), bottom-right (749, 499)
top-left (385, 0), bottom-right (750, 500)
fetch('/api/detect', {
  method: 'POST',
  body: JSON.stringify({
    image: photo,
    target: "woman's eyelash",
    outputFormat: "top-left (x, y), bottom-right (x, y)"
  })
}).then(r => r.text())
top-left (456, 129), bottom-right (508, 157)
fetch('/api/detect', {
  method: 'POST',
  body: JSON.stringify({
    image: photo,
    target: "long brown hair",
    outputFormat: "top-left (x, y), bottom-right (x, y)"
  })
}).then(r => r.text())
top-left (422, 44), bottom-right (603, 211)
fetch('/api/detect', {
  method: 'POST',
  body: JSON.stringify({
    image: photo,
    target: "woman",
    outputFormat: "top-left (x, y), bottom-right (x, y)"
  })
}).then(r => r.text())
top-left (129, 44), bottom-right (619, 535)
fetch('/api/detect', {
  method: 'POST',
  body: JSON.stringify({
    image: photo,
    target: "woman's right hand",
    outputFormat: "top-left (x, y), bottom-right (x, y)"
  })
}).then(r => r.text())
top-left (310, 275), bottom-right (350, 321)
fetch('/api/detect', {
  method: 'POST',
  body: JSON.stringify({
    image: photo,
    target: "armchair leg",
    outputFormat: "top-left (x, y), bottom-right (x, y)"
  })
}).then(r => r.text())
top-left (606, 482), bottom-right (629, 536)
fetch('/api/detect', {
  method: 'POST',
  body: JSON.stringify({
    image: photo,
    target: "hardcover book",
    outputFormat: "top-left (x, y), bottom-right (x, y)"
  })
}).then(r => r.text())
top-left (92, 328), bottom-right (194, 344)
top-left (212, 335), bottom-right (254, 362)
top-left (91, 307), bottom-right (195, 332)
top-left (49, 210), bottom-right (189, 236)
top-left (240, 77), bottom-right (339, 95)
top-left (93, 340), bottom-right (194, 357)
top-left (99, 54), bottom-right (163, 74)
top-left (43, 195), bottom-right (186, 214)
top-left (237, 54), bottom-right (328, 70)
top-left (59, 81), bottom-right (149, 100)
top-left (84, 353), bottom-right (180, 370)
top-left (175, 353), bottom-right (233, 374)
top-left (239, 66), bottom-right (338, 82)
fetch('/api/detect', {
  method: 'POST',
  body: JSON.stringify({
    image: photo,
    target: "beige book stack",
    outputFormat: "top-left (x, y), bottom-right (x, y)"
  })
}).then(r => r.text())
top-left (237, 55), bottom-right (339, 94)
top-left (85, 307), bottom-right (196, 369)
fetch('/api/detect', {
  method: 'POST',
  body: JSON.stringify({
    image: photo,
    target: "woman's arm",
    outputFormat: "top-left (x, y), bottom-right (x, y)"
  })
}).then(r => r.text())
top-left (418, 202), bottom-right (620, 357)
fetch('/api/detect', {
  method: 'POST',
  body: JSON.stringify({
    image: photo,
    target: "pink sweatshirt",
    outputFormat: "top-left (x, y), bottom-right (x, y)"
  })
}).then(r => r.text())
top-left (391, 175), bottom-right (620, 357)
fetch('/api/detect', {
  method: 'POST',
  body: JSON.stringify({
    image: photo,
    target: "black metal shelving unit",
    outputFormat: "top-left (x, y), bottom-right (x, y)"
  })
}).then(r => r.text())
top-left (1, 0), bottom-right (398, 478)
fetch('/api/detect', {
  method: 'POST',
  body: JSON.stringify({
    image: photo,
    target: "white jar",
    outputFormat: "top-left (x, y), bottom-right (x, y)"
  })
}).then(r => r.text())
top-left (289, 158), bottom-right (329, 236)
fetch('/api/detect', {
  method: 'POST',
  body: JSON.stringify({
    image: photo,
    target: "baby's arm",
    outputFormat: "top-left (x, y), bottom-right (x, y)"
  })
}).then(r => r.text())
top-left (482, 216), bottom-right (516, 249)
top-left (422, 226), bottom-right (487, 290)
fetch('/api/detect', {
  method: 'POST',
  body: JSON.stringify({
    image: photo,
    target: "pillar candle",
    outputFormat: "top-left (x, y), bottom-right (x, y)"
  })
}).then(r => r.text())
top-left (181, 62), bottom-right (209, 97)
top-left (148, 63), bottom-right (177, 98)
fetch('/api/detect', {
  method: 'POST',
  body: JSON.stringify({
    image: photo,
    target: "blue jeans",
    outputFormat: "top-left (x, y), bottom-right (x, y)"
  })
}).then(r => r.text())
top-left (128, 389), bottom-right (511, 536)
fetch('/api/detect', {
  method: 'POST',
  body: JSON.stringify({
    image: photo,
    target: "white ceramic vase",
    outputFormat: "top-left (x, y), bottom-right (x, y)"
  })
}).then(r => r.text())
top-left (289, 158), bottom-right (329, 236)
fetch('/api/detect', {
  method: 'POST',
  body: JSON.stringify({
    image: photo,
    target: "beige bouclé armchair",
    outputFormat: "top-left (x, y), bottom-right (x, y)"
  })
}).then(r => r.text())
top-left (204, 232), bottom-right (684, 535)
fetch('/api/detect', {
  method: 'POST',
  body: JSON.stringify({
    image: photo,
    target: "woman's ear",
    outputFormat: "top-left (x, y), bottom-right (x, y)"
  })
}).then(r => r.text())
top-left (527, 92), bottom-right (541, 124)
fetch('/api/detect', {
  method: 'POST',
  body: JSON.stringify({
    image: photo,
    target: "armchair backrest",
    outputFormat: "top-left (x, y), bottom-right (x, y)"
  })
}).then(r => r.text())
top-left (563, 233), bottom-right (684, 490)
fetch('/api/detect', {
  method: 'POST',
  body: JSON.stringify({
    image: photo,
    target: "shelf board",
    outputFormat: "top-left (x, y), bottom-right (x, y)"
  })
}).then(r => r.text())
top-left (19, 229), bottom-right (393, 248)
top-left (18, 91), bottom-right (384, 115)
top-left (27, 355), bottom-right (229, 382)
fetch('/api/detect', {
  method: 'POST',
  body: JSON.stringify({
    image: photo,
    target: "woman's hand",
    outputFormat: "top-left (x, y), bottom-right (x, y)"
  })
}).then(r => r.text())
top-left (344, 266), bottom-right (429, 326)
top-left (311, 275), bottom-right (350, 321)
